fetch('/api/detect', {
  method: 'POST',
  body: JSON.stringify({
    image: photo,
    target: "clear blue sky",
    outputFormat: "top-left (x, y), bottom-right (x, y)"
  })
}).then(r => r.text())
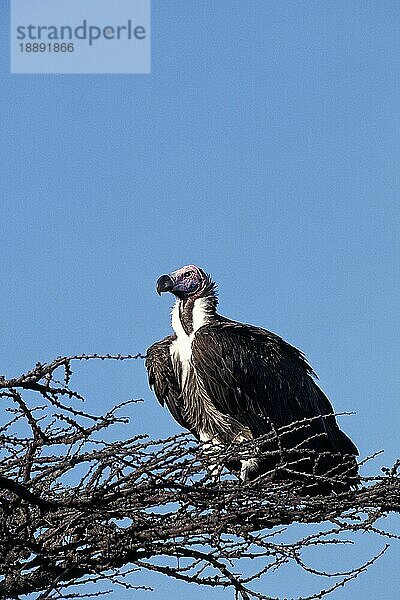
top-left (1, 1), bottom-right (399, 598)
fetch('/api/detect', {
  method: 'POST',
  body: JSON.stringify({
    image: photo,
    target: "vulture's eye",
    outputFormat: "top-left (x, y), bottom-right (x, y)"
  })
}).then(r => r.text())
top-left (184, 271), bottom-right (193, 278)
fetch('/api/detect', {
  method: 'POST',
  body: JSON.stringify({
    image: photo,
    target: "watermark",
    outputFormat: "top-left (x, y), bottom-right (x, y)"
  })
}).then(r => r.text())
top-left (11, 0), bottom-right (151, 74)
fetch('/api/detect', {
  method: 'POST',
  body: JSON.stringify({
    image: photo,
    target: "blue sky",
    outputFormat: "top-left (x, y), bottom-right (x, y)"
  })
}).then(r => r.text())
top-left (1, 1), bottom-right (399, 598)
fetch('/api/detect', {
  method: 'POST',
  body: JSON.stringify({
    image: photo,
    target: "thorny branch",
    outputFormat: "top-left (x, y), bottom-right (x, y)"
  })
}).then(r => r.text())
top-left (0, 354), bottom-right (398, 600)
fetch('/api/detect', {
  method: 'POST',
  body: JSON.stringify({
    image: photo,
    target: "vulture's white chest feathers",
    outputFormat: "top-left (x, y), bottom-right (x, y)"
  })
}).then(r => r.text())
top-left (170, 298), bottom-right (210, 384)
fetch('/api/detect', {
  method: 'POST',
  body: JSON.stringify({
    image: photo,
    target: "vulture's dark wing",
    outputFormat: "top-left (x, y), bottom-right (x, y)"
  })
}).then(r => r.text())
top-left (146, 335), bottom-right (192, 432)
top-left (191, 322), bottom-right (358, 456)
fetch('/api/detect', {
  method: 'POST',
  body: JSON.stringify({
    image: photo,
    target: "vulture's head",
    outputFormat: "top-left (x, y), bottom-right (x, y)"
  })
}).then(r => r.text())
top-left (156, 265), bottom-right (213, 299)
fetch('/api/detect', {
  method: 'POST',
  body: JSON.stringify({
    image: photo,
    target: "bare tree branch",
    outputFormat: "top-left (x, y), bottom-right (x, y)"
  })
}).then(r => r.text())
top-left (0, 355), bottom-right (398, 599)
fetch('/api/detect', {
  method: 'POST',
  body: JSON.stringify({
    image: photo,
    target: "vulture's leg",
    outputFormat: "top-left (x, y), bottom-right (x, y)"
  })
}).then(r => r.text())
top-left (240, 457), bottom-right (259, 482)
top-left (200, 437), bottom-right (224, 480)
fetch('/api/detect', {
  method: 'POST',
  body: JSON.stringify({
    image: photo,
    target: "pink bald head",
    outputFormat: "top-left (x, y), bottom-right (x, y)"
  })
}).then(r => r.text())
top-left (156, 264), bottom-right (209, 298)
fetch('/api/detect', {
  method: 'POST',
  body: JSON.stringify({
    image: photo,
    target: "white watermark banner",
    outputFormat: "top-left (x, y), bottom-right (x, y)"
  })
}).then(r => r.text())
top-left (11, 0), bottom-right (151, 74)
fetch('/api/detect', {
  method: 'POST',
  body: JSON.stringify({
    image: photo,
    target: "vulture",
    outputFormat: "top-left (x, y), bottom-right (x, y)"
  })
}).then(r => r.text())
top-left (146, 265), bottom-right (359, 493)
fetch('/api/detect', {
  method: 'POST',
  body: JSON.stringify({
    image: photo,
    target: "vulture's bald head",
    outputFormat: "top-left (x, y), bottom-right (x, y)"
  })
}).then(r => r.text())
top-left (156, 265), bottom-right (211, 299)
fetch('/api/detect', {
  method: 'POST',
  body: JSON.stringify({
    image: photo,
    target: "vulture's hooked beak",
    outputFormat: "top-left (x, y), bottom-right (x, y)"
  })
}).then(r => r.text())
top-left (156, 274), bottom-right (174, 295)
